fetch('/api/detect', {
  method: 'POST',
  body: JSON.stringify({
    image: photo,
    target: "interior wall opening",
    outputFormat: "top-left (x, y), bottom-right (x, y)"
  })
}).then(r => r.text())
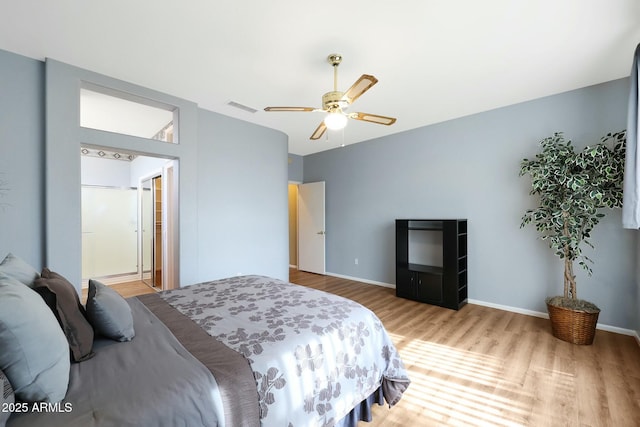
top-left (80, 147), bottom-right (178, 291)
top-left (80, 82), bottom-right (178, 143)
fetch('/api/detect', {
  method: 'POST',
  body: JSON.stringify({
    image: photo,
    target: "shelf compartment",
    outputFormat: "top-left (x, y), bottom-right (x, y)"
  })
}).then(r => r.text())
top-left (408, 263), bottom-right (444, 275)
top-left (407, 220), bottom-right (443, 230)
top-left (408, 229), bottom-right (443, 267)
top-left (458, 255), bottom-right (467, 271)
top-left (458, 236), bottom-right (467, 255)
top-left (458, 270), bottom-right (467, 287)
top-left (458, 285), bottom-right (468, 303)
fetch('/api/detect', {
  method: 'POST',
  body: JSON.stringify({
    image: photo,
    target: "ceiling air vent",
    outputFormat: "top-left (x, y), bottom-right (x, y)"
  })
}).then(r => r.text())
top-left (226, 101), bottom-right (258, 114)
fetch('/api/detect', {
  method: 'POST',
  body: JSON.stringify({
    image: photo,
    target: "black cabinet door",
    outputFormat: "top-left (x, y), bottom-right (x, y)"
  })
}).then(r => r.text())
top-left (415, 272), bottom-right (443, 304)
top-left (396, 268), bottom-right (416, 299)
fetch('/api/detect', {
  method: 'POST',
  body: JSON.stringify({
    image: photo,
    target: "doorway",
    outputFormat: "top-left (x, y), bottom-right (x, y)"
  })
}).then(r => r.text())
top-left (288, 184), bottom-right (299, 268)
top-left (140, 175), bottom-right (162, 289)
top-left (80, 149), bottom-right (178, 290)
top-left (288, 181), bottom-right (326, 275)
top-left (139, 160), bottom-right (178, 291)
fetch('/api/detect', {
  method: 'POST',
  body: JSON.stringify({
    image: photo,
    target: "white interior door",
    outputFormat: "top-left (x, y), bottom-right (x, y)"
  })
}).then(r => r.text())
top-left (298, 181), bottom-right (326, 274)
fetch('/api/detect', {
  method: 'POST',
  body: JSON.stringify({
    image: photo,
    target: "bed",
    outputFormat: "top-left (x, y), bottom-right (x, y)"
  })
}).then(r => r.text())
top-left (1, 257), bottom-right (409, 427)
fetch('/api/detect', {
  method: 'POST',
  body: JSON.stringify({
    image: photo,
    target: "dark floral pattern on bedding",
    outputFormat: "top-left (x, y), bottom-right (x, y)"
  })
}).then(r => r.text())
top-left (160, 275), bottom-right (409, 427)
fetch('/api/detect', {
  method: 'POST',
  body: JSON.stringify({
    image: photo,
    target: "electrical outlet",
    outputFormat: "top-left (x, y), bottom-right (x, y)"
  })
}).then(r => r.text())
top-left (354, 258), bottom-right (358, 265)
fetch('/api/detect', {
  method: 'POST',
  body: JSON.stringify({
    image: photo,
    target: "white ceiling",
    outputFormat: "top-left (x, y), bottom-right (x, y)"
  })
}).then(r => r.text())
top-left (1, 1), bottom-right (639, 156)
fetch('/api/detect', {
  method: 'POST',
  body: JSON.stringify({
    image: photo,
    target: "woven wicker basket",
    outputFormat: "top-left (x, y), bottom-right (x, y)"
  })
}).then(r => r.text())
top-left (546, 302), bottom-right (600, 345)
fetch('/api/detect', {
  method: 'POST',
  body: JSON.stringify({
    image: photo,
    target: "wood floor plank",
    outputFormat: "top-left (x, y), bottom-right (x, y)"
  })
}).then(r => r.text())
top-left (289, 269), bottom-right (640, 426)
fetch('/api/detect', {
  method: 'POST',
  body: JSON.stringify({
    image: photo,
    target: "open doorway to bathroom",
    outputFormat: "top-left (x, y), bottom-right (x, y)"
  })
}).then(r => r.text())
top-left (140, 174), bottom-right (163, 289)
top-left (80, 147), bottom-right (178, 291)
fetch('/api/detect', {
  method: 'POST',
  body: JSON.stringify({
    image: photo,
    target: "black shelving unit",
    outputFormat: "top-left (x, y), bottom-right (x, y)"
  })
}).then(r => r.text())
top-left (395, 219), bottom-right (467, 310)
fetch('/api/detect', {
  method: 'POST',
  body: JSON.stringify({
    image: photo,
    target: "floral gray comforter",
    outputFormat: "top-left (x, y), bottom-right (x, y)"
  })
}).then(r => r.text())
top-left (160, 275), bottom-right (410, 427)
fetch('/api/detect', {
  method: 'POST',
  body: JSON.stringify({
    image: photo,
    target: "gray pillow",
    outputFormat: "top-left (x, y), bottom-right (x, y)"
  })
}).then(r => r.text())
top-left (86, 279), bottom-right (135, 342)
top-left (1, 368), bottom-right (14, 427)
top-left (0, 274), bottom-right (70, 403)
top-left (0, 252), bottom-right (40, 288)
top-left (34, 269), bottom-right (95, 362)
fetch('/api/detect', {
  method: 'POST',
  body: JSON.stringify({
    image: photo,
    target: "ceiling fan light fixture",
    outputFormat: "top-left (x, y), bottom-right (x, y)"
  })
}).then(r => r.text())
top-left (324, 112), bottom-right (348, 130)
top-left (263, 54), bottom-right (396, 140)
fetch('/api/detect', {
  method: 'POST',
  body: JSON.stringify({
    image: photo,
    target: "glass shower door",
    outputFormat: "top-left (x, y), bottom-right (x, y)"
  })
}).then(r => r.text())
top-left (81, 186), bottom-right (138, 280)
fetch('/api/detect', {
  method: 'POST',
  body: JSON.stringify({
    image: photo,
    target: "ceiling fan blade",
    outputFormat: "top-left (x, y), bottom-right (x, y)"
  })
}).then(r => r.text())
top-left (342, 74), bottom-right (378, 104)
top-left (310, 122), bottom-right (327, 140)
top-left (264, 106), bottom-right (316, 112)
top-left (349, 112), bottom-right (397, 125)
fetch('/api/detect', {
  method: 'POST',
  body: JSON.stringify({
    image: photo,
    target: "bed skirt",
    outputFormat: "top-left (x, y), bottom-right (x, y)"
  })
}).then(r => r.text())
top-left (335, 386), bottom-right (385, 427)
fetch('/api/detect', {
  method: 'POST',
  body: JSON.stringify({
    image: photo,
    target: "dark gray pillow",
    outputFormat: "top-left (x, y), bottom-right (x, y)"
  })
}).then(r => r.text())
top-left (0, 252), bottom-right (40, 288)
top-left (1, 368), bottom-right (14, 426)
top-left (86, 279), bottom-right (135, 342)
top-left (0, 274), bottom-right (70, 403)
top-left (34, 268), bottom-right (95, 362)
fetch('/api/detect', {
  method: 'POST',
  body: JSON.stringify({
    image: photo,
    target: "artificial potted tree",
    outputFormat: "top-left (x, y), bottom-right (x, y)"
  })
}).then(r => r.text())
top-left (519, 131), bottom-right (626, 345)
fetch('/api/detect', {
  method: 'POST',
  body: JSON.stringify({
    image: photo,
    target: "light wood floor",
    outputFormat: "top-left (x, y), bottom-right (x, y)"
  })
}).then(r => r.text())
top-left (96, 272), bottom-right (640, 426)
top-left (289, 270), bottom-right (640, 427)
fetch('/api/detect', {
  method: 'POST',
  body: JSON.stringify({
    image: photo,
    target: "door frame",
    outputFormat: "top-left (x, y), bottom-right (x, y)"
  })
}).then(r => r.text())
top-left (162, 160), bottom-right (179, 290)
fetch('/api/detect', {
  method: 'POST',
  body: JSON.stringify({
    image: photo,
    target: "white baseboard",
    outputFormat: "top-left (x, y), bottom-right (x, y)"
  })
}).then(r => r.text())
top-left (325, 271), bottom-right (395, 289)
top-left (469, 298), bottom-right (638, 337)
top-left (320, 272), bottom-right (639, 340)
top-left (468, 299), bottom-right (548, 319)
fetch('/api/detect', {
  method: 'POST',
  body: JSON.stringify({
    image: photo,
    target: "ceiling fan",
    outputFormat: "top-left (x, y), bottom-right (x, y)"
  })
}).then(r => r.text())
top-left (264, 54), bottom-right (397, 140)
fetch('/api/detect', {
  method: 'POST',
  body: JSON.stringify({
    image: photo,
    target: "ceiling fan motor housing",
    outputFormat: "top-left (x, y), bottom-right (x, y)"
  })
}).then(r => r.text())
top-left (322, 91), bottom-right (349, 112)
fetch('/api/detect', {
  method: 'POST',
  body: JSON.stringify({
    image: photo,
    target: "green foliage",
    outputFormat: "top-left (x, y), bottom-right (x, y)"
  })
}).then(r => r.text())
top-left (520, 131), bottom-right (626, 300)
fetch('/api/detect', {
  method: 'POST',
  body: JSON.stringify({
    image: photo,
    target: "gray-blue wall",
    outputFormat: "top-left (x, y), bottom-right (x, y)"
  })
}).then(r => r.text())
top-left (288, 153), bottom-right (303, 183)
top-left (0, 50), bottom-right (44, 269)
top-left (304, 78), bottom-right (637, 330)
top-left (197, 110), bottom-right (289, 280)
top-left (0, 49), bottom-right (289, 287)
